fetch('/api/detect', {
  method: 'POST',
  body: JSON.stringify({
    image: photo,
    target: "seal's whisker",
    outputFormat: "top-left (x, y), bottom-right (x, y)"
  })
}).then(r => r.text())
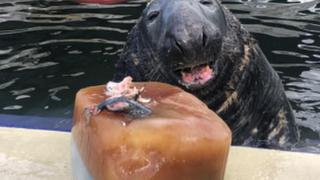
top-left (153, 72), bottom-right (162, 81)
top-left (147, 61), bottom-right (163, 80)
top-left (146, 66), bottom-right (158, 78)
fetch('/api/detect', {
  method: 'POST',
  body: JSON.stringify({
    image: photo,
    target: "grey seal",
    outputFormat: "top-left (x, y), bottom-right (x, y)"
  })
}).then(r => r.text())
top-left (113, 0), bottom-right (299, 149)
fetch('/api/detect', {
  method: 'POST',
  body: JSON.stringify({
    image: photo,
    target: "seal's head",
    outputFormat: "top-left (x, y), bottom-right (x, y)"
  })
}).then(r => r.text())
top-left (138, 0), bottom-right (227, 89)
top-left (116, 0), bottom-right (249, 92)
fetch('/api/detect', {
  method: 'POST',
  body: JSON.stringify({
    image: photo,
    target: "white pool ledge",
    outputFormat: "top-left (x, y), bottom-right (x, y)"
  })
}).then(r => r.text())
top-left (0, 127), bottom-right (319, 180)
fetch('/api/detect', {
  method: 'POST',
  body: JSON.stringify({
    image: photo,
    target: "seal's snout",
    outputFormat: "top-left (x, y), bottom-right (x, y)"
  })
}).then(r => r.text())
top-left (171, 25), bottom-right (211, 55)
top-left (162, 0), bottom-right (225, 61)
top-left (202, 29), bottom-right (209, 47)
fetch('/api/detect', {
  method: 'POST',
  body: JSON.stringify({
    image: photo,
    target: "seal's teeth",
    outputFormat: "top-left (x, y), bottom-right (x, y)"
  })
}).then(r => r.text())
top-left (204, 65), bottom-right (211, 71)
top-left (173, 61), bottom-right (214, 84)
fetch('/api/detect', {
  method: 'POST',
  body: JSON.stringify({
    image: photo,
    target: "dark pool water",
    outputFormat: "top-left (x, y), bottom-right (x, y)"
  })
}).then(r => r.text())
top-left (0, 0), bottom-right (319, 152)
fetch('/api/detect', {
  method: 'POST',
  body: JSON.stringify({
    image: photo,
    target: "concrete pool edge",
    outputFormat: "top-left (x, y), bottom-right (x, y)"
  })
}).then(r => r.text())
top-left (0, 127), bottom-right (71, 180)
top-left (0, 127), bottom-right (320, 180)
top-left (0, 114), bottom-right (72, 132)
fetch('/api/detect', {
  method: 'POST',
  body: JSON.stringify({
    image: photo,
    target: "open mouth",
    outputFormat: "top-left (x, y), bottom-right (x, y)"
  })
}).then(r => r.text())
top-left (173, 62), bottom-right (214, 89)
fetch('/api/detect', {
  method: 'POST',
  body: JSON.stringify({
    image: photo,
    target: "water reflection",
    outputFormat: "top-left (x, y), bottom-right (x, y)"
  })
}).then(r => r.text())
top-left (0, 0), bottom-right (319, 152)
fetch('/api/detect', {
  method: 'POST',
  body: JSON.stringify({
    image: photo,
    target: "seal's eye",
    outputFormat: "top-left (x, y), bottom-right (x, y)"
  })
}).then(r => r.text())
top-left (199, 0), bottom-right (212, 5)
top-left (147, 11), bottom-right (160, 22)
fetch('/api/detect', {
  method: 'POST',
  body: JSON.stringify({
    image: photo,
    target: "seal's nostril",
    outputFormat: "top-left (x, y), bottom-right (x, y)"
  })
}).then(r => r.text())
top-left (199, 0), bottom-right (212, 5)
top-left (174, 39), bottom-right (184, 54)
top-left (202, 31), bottom-right (207, 47)
top-left (147, 11), bottom-right (160, 22)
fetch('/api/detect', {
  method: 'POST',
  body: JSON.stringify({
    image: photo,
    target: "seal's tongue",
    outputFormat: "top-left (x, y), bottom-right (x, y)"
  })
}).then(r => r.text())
top-left (181, 65), bottom-right (213, 85)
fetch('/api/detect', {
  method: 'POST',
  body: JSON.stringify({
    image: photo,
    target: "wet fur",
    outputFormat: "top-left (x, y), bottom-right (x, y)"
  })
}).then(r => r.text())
top-left (113, 1), bottom-right (299, 149)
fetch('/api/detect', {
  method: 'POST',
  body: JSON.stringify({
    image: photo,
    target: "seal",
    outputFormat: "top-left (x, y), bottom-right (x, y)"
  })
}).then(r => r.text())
top-left (113, 0), bottom-right (299, 149)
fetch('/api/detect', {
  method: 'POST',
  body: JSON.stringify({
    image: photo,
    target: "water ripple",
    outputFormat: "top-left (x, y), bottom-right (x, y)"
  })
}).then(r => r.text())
top-left (38, 38), bottom-right (125, 46)
top-left (0, 25), bottom-right (128, 35)
top-left (0, 78), bottom-right (19, 90)
top-left (0, 48), bottom-right (37, 65)
top-left (298, 44), bottom-right (320, 52)
top-left (49, 86), bottom-right (70, 101)
top-left (3, 105), bottom-right (23, 110)
top-left (15, 95), bottom-right (31, 100)
top-left (272, 50), bottom-right (310, 58)
top-left (62, 72), bottom-right (85, 77)
top-left (10, 87), bottom-right (35, 95)
top-left (0, 48), bottom-right (13, 55)
top-left (0, 49), bottom-right (54, 71)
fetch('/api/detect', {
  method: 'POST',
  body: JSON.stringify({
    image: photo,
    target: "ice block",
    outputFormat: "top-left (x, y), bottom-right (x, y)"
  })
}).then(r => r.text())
top-left (72, 82), bottom-right (231, 180)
